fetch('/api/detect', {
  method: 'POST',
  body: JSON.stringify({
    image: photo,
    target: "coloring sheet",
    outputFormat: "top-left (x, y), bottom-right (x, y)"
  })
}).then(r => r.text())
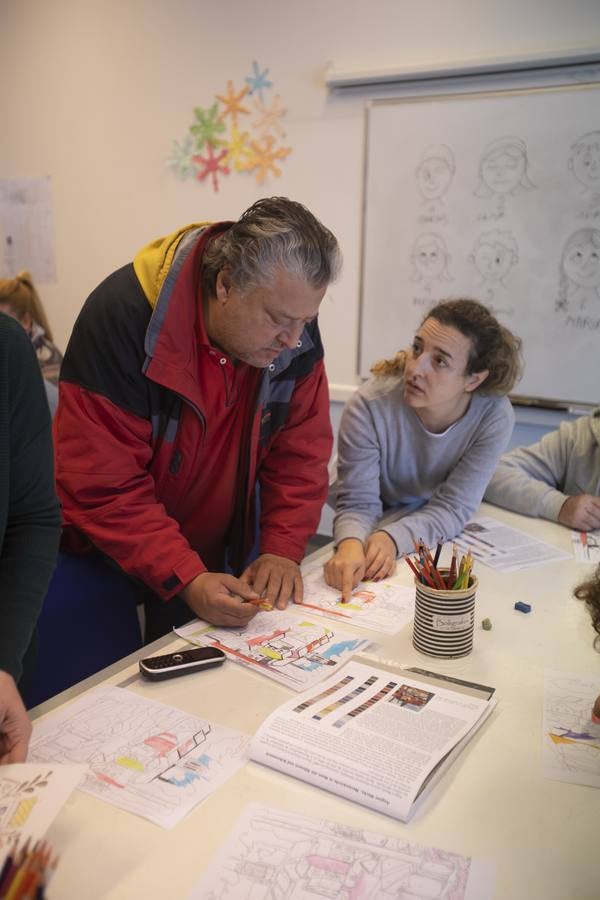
top-left (0, 763), bottom-right (85, 863)
top-left (28, 687), bottom-right (249, 828)
top-left (542, 669), bottom-right (600, 788)
top-left (189, 803), bottom-right (495, 900)
top-left (175, 610), bottom-right (370, 691)
top-left (301, 568), bottom-right (414, 634)
top-left (571, 528), bottom-right (600, 564)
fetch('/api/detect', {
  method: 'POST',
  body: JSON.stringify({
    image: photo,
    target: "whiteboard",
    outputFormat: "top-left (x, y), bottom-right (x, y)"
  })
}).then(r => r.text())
top-left (360, 84), bottom-right (600, 406)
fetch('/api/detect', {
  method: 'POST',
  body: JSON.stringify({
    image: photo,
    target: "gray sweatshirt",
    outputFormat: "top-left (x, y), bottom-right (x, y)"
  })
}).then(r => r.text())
top-left (484, 408), bottom-right (600, 522)
top-left (333, 375), bottom-right (514, 556)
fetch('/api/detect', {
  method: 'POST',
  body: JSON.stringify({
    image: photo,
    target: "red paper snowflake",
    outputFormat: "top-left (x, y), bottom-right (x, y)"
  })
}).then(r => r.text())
top-left (192, 146), bottom-right (230, 192)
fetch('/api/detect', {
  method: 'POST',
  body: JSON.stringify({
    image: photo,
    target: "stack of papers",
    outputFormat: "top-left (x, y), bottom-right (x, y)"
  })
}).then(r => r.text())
top-left (455, 516), bottom-right (571, 572)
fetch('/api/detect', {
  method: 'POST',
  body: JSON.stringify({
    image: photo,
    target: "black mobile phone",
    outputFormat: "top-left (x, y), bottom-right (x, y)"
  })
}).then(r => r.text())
top-left (139, 647), bottom-right (226, 680)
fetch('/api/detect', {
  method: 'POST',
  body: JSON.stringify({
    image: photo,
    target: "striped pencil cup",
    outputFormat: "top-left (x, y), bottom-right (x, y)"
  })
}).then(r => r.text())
top-left (412, 571), bottom-right (478, 658)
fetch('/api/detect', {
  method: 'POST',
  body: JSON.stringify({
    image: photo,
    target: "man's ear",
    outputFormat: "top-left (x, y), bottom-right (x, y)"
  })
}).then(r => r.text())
top-left (465, 369), bottom-right (489, 393)
top-left (215, 270), bottom-right (232, 304)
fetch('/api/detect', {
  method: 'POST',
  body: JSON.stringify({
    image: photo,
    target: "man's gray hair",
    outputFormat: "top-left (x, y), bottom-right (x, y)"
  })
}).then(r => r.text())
top-left (202, 197), bottom-right (341, 296)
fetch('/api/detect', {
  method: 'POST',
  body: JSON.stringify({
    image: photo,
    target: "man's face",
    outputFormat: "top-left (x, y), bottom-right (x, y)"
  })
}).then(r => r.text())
top-left (209, 268), bottom-right (326, 367)
top-left (416, 158), bottom-right (454, 200)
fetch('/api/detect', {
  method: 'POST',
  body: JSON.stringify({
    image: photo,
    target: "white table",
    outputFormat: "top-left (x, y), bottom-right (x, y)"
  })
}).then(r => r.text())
top-left (32, 505), bottom-right (599, 900)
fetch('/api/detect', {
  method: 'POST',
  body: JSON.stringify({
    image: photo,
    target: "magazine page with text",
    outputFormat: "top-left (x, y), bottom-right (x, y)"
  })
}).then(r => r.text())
top-left (250, 660), bottom-right (495, 821)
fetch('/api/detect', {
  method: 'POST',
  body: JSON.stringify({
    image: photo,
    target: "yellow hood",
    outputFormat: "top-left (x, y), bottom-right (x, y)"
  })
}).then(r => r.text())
top-left (133, 223), bottom-right (212, 310)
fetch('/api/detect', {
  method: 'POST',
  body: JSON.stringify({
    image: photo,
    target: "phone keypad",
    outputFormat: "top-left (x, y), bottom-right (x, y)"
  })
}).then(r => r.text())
top-left (145, 654), bottom-right (186, 669)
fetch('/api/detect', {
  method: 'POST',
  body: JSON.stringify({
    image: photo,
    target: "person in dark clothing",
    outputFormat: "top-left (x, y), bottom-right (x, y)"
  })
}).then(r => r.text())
top-left (0, 314), bottom-right (60, 762)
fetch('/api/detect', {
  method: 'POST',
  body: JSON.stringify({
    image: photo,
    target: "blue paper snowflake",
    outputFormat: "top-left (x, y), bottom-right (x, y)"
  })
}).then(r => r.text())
top-left (245, 61), bottom-right (273, 104)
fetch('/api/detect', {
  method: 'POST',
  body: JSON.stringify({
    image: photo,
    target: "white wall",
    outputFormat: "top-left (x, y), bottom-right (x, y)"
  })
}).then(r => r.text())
top-left (2, 0), bottom-right (600, 387)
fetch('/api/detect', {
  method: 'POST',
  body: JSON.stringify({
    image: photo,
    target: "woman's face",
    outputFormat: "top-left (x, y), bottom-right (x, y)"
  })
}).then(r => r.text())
top-left (404, 318), bottom-right (488, 416)
top-left (563, 239), bottom-right (600, 288)
top-left (481, 149), bottom-right (526, 195)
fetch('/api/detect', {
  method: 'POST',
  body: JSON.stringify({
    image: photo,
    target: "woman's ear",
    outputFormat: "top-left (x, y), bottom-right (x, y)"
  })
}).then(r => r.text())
top-left (465, 369), bottom-right (489, 393)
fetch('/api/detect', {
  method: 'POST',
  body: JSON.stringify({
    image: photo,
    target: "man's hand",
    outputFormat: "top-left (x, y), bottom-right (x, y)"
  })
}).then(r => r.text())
top-left (323, 538), bottom-right (366, 601)
top-left (558, 494), bottom-right (600, 531)
top-left (0, 671), bottom-right (31, 765)
top-left (365, 530), bottom-right (397, 581)
top-left (240, 554), bottom-right (303, 609)
top-left (181, 572), bottom-right (261, 626)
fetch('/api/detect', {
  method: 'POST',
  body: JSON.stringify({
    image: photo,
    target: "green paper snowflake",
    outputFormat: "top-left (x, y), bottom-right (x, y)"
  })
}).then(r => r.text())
top-left (190, 103), bottom-right (226, 150)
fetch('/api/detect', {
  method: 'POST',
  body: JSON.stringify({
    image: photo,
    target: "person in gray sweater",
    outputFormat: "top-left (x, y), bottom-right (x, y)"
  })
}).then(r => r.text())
top-left (325, 299), bottom-right (523, 599)
top-left (484, 409), bottom-right (600, 531)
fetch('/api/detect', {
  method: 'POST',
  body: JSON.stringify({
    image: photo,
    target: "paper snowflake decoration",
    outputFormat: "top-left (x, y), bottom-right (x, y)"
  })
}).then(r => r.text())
top-left (216, 81), bottom-right (250, 129)
top-left (241, 135), bottom-right (292, 184)
top-left (168, 135), bottom-right (197, 179)
top-left (190, 103), bottom-right (226, 150)
top-left (244, 61), bottom-right (273, 104)
top-left (192, 145), bottom-right (230, 192)
top-left (252, 95), bottom-right (287, 140)
top-left (168, 62), bottom-right (290, 189)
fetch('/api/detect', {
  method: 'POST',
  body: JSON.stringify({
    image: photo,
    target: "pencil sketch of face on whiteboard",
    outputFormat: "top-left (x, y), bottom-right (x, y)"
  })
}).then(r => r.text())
top-left (409, 233), bottom-right (452, 288)
top-left (469, 230), bottom-right (519, 303)
top-left (474, 136), bottom-right (535, 212)
top-left (557, 227), bottom-right (600, 312)
top-left (415, 145), bottom-right (455, 202)
top-left (568, 131), bottom-right (600, 203)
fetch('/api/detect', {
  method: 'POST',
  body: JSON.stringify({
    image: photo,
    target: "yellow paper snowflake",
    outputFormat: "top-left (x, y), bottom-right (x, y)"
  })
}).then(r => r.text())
top-left (225, 125), bottom-right (254, 172)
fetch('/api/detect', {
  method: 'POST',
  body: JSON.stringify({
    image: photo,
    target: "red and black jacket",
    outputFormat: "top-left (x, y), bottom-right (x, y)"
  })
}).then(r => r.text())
top-left (54, 224), bottom-right (333, 600)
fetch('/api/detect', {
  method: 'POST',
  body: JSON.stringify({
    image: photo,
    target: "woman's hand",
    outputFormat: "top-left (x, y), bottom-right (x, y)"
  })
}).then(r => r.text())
top-left (365, 531), bottom-right (397, 581)
top-left (324, 539), bottom-right (366, 601)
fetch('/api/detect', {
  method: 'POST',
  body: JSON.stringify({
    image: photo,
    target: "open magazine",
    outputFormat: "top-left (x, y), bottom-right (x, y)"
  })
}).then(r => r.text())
top-left (250, 659), bottom-right (495, 822)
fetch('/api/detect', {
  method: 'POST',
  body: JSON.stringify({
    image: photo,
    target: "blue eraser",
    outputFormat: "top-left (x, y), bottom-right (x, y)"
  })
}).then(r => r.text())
top-left (514, 601), bottom-right (531, 613)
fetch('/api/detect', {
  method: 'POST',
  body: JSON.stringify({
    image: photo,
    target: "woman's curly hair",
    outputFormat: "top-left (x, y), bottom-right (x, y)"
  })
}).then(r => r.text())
top-left (574, 564), bottom-right (600, 650)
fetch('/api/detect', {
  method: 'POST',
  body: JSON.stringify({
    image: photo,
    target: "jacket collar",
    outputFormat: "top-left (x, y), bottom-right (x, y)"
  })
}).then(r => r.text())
top-left (142, 223), bottom-right (315, 408)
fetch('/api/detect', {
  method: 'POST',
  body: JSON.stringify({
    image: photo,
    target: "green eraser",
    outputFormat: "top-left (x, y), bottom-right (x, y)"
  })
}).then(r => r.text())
top-left (481, 617), bottom-right (492, 631)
